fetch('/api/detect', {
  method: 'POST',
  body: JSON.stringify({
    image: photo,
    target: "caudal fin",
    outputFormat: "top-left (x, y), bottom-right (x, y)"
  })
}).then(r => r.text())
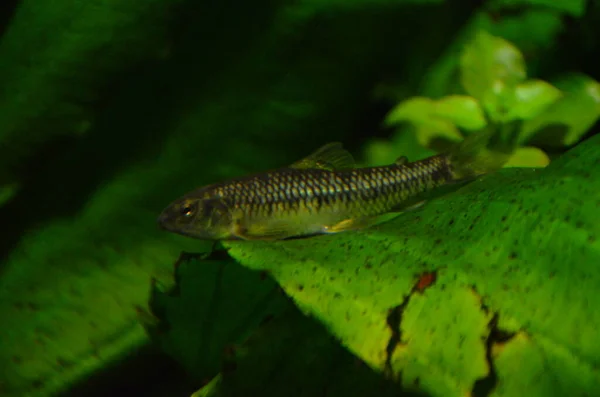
top-left (446, 123), bottom-right (519, 180)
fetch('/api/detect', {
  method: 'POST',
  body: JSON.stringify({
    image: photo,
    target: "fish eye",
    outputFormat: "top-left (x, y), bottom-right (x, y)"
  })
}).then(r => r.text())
top-left (179, 201), bottom-right (197, 218)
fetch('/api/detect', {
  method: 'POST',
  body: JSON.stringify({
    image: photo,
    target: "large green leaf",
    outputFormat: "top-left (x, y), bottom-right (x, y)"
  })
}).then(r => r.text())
top-left (154, 254), bottom-right (420, 397)
top-left (224, 133), bottom-right (600, 397)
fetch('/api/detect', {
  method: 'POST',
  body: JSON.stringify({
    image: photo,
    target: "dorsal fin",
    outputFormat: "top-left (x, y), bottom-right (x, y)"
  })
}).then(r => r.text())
top-left (289, 142), bottom-right (355, 170)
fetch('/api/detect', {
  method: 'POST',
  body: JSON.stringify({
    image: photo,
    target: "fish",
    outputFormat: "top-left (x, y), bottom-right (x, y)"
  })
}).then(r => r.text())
top-left (157, 129), bottom-right (513, 241)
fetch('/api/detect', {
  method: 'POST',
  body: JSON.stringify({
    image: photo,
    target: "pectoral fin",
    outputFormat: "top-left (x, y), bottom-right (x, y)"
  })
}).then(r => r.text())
top-left (290, 142), bottom-right (355, 171)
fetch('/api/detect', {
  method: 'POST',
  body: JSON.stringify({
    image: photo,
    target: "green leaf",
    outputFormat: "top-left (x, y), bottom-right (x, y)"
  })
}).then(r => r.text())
top-left (504, 146), bottom-right (550, 168)
top-left (225, 134), bottom-right (600, 397)
top-left (459, 31), bottom-right (527, 122)
top-left (0, 0), bottom-right (175, 176)
top-left (434, 95), bottom-right (487, 131)
top-left (384, 97), bottom-right (464, 147)
top-left (507, 79), bottom-right (562, 121)
top-left (362, 130), bottom-right (437, 167)
top-left (521, 73), bottom-right (600, 147)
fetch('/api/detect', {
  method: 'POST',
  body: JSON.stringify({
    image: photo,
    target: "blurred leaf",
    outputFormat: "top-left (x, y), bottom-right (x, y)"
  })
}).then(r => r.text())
top-left (488, 0), bottom-right (587, 17)
top-left (506, 79), bottom-right (562, 121)
top-left (521, 73), bottom-right (600, 147)
top-left (419, 10), bottom-right (563, 98)
top-left (362, 130), bottom-right (437, 167)
top-left (0, 0), bottom-right (175, 176)
top-left (504, 146), bottom-right (550, 168)
top-left (225, 133), bottom-right (600, 397)
top-left (384, 97), bottom-right (464, 147)
top-left (434, 95), bottom-right (487, 130)
top-left (459, 31), bottom-right (526, 121)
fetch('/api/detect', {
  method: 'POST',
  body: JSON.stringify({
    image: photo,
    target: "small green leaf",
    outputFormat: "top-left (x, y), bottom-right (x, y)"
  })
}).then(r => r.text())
top-left (384, 97), bottom-right (464, 148)
top-left (459, 31), bottom-right (527, 121)
top-left (520, 73), bottom-right (600, 147)
top-left (506, 79), bottom-right (562, 121)
top-left (434, 95), bottom-right (487, 131)
top-left (384, 97), bottom-right (436, 127)
top-left (504, 146), bottom-right (550, 168)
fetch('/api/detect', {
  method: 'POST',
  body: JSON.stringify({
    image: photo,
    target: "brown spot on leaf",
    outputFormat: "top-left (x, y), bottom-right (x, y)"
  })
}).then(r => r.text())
top-left (414, 271), bottom-right (437, 293)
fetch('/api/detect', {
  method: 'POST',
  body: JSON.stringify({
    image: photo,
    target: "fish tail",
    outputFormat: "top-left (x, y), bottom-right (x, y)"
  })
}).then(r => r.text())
top-left (446, 123), bottom-right (519, 180)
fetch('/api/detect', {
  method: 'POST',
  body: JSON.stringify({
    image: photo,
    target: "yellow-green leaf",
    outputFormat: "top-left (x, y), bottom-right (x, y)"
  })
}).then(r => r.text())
top-left (459, 31), bottom-right (526, 122)
top-left (508, 79), bottom-right (562, 121)
top-left (384, 97), bottom-right (464, 148)
top-left (504, 146), bottom-right (550, 168)
top-left (520, 73), bottom-right (600, 147)
top-left (434, 95), bottom-right (487, 131)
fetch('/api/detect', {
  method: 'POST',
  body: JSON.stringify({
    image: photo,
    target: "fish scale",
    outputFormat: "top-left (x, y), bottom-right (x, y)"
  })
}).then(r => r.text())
top-left (211, 154), bottom-right (453, 221)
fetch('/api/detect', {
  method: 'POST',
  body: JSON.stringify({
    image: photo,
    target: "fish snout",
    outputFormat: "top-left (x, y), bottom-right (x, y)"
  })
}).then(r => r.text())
top-left (157, 211), bottom-right (172, 230)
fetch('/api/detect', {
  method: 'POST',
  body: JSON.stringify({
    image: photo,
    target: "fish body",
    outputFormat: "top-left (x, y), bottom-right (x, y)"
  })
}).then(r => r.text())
top-left (158, 131), bottom-right (512, 241)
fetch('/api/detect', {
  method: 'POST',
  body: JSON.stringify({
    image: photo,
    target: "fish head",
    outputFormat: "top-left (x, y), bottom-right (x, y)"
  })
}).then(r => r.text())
top-left (157, 194), bottom-right (233, 240)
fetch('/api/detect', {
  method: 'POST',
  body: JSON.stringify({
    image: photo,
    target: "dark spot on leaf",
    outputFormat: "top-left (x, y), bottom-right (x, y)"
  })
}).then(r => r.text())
top-left (329, 276), bottom-right (336, 281)
top-left (297, 284), bottom-right (304, 291)
top-left (589, 235), bottom-right (596, 243)
top-left (434, 238), bottom-right (442, 245)
top-left (508, 252), bottom-right (517, 260)
top-left (312, 266), bottom-right (317, 273)
top-left (448, 218), bottom-right (455, 226)
top-left (501, 215), bottom-right (507, 222)
top-left (334, 292), bottom-right (342, 299)
top-left (365, 262), bottom-right (373, 270)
